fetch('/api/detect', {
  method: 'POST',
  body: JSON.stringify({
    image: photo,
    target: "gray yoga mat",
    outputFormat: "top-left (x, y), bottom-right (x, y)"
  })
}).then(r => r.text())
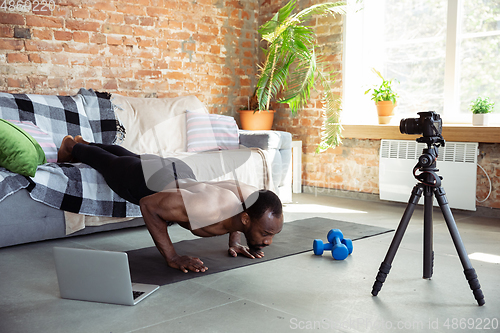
top-left (127, 217), bottom-right (393, 285)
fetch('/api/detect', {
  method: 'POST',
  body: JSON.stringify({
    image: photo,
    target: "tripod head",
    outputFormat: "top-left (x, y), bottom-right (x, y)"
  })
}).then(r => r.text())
top-left (399, 111), bottom-right (446, 187)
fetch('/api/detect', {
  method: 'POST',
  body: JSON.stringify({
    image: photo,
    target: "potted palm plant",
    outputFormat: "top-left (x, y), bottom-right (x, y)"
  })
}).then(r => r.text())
top-left (238, 0), bottom-right (347, 150)
top-left (470, 96), bottom-right (494, 126)
top-left (364, 69), bottom-right (399, 124)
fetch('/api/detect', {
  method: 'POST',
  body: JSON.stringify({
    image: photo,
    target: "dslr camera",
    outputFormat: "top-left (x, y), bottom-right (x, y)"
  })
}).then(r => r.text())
top-left (400, 111), bottom-right (443, 138)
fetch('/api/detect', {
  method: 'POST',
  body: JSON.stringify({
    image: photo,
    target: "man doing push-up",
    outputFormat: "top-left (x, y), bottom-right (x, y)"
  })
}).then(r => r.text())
top-left (58, 135), bottom-right (283, 273)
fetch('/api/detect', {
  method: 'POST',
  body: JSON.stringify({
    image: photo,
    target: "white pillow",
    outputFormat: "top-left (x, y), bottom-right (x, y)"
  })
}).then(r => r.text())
top-left (138, 113), bottom-right (186, 155)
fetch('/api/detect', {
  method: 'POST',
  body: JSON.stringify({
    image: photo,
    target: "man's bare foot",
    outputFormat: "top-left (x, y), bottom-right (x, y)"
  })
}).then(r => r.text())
top-left (57, 135), bottom-right (77, 163)
top-left (75, 135), bottom-right (90, 145)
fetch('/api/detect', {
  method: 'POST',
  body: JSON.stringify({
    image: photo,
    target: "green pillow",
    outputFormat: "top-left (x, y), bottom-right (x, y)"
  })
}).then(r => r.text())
top-left (0, 118), bottom-right (47, 177)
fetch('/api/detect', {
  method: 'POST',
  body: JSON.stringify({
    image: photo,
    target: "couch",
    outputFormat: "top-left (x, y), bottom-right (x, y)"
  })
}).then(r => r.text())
top-left (0, 90), bottom-right (292, 248)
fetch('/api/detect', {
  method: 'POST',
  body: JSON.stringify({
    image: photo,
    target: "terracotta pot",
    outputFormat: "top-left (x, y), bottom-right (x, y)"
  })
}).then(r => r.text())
top-left (376, 101), bottom-right (396, 124)
top-left (237, 110), bottom-right (275, 130)
top-left (376, 101), bottom-right (396, 116)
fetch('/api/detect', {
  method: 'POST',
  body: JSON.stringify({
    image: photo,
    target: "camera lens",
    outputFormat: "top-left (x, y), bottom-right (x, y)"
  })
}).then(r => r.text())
top-left (400, 118), bottom-right (421, 135)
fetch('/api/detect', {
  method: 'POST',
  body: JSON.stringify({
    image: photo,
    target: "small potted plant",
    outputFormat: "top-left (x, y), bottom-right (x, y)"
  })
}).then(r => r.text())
top-left (238, 0), bottom-right (346, 148)
top-left (470, 96), bottom-right (494, 126)
top-left (364, 69), bottom-right (399, 124)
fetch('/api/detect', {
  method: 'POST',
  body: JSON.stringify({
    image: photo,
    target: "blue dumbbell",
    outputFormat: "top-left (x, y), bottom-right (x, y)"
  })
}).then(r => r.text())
top-left (330, 230), bottom-right (353, 258)
top-left (313, 229), bottom-right (353, 260)
top-left (341, 238), bottom-right (353, 256)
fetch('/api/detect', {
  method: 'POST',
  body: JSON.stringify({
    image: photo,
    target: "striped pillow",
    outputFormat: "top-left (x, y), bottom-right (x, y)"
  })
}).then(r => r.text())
top-left (7, 120), bottom-right (58, 163)
top-left (186, 111), bottom-right (239, 152)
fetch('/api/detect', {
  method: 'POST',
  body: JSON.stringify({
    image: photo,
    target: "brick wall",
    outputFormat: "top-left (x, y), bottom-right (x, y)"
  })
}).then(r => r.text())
top-left (477, 143), bottom-right (500, 209)
top-left (0, 0), bottom-right (259, 114)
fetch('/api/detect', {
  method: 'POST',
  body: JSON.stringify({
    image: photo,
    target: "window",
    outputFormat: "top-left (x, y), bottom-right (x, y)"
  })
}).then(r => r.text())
top-left (343, 0), bottom-right (500, 125)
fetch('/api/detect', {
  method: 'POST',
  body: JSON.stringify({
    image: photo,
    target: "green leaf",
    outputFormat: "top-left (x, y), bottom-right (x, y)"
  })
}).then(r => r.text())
top-left (365, 68), bottom-right (399, 102)
top-left (254, 1), bottom-right (348, 150)
top-left (258, 0), bottom-right (297, 37)
top-left (470, 96), bottom-right (495, 114)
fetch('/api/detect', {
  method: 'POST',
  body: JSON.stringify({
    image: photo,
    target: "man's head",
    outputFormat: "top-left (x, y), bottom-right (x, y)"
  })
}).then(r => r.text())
top-left (242, 190), bottom-right (283, 252)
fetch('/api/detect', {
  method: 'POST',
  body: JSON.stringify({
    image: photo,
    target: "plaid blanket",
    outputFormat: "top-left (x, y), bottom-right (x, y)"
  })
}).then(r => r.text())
top-left (0, 89), bottom-right (140, 217)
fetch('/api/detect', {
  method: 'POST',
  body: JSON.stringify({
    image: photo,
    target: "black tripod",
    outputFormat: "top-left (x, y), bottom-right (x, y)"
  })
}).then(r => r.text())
top-left (371, 137), bottom-right (485, 306)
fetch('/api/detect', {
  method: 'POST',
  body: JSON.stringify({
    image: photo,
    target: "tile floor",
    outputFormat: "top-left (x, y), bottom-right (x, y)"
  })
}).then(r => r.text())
top-left (0, 193), bottom-right (499, 333)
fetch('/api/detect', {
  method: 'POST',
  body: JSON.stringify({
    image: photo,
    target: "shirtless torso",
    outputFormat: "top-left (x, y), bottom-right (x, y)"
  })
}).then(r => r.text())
top-left (139, 179), bottom-right (282, 273)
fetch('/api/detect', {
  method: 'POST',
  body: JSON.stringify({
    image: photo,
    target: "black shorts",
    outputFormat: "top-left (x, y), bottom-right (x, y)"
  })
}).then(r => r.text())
top-left (72, 143), bottom-right (196, 205)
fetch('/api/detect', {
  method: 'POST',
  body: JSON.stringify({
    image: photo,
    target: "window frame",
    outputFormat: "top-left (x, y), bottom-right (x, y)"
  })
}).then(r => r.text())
top-left (342, 0), bottom-right (500, 126)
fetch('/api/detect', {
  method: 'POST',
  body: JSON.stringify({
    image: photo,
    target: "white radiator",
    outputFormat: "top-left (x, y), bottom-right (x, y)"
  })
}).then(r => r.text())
top-left (379, 140), bottom-right (478, 211)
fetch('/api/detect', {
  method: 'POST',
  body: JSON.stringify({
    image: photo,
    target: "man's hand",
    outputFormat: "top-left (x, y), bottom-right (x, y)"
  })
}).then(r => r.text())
top-left (228, 243), bottom-right (264, 259)
top-left (168, 254), bottom-right (208, 273)
top-left (228, 231), bottom-right (264, 259)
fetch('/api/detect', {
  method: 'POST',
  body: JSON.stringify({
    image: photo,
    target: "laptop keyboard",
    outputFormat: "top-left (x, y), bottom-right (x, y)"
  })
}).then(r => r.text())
top-left (133, 291), bottom-right (145, 299)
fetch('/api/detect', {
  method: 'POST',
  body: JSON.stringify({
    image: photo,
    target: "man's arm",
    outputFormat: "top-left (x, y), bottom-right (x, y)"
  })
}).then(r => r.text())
top-left (139, 193), bottom-right (208, 273)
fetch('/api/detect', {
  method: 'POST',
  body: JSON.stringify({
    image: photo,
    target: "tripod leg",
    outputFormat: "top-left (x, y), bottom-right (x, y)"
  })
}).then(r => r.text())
top-left (423, 186), bottom-right (434, 279)
top-left (434, 187), bottom-right (485, 306)
top-left (372, 185), bottom-right (423, 296)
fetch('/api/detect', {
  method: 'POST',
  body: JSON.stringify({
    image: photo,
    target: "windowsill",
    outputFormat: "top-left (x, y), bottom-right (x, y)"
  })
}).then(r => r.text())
top-left (342, 124), bottom-right (500, 143)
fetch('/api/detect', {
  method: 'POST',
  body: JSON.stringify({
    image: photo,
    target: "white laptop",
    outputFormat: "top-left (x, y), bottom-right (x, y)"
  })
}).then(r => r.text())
top-left (53, 247), bottom-right (159, 306)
